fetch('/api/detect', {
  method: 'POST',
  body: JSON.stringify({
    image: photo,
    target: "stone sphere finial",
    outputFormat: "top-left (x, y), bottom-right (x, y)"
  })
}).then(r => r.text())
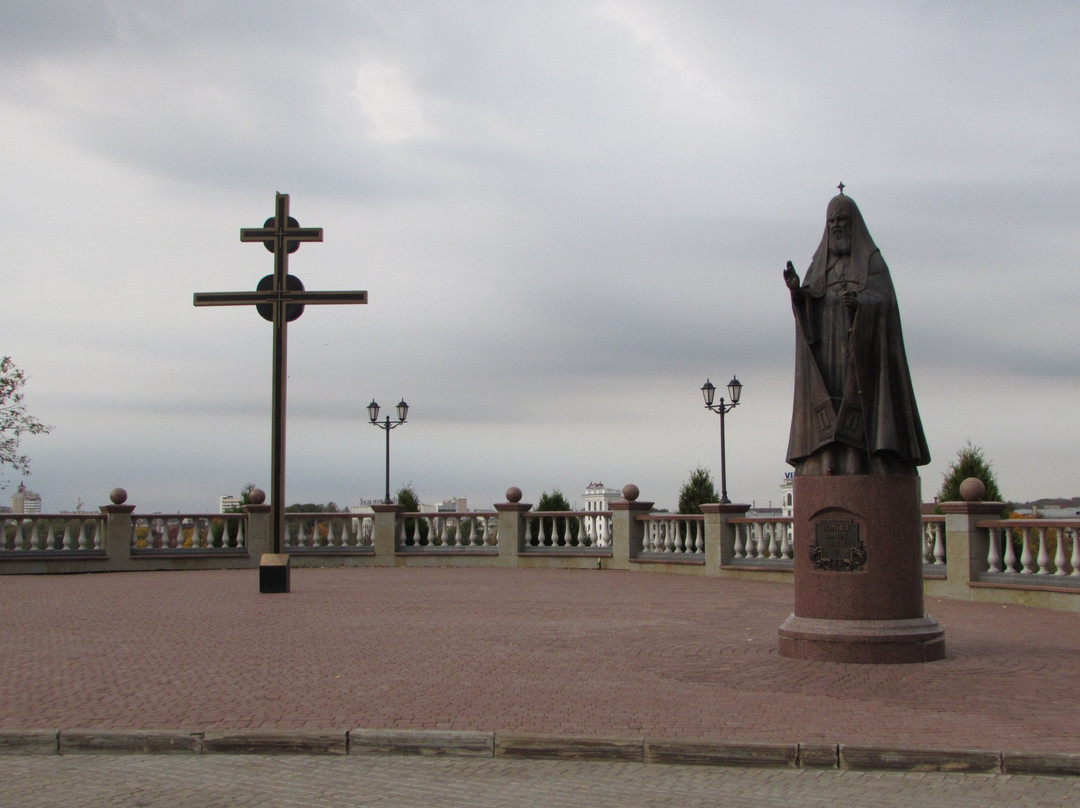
top-left (505, 487), bottom-right (522, 504)
top-left (959, 477), bottom-right (986, 502)
top-left (622, 483), bottom-right (640, 502)
top-left (109, 488), bottom-right (128, 505)
top-left (248, 488), bottom-right (266, 505)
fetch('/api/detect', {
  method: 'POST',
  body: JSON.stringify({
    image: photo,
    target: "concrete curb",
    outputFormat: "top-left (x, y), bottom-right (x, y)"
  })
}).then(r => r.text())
top-left (0, 729), bottom-right (1076, 775)
top-left (350, 729), bottom-right (493, 757)
top-left (495, 733), bottom-right (643, 762)
top-left (202, 730), bottom-right (347, 755)
top-left (60, 729), bottom-right (202, 755)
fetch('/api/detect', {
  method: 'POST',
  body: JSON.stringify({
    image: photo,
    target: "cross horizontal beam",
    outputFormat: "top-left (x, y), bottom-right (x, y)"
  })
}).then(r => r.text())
top-left (193, 290), bottom-right (368, 307)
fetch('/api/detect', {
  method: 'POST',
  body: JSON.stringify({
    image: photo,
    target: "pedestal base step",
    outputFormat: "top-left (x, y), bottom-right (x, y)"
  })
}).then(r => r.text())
top-left (778, 614), bottom-right (945, 664)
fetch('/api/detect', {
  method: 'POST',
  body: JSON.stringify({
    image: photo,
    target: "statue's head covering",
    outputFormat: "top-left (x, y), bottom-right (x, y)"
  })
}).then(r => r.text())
top-left (803, 193), bottom-right (879, 298)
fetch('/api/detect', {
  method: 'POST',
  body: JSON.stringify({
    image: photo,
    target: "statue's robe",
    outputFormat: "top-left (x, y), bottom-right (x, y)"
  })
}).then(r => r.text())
top-left (786, 200), bottom-right (930, 476)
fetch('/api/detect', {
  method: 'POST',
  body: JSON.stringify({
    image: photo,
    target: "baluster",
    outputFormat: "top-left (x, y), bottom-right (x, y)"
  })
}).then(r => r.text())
top-left (76, 519), bottom-right (88, 550)
top-left (60, 520), bottom-right (72, 551)
top-left (733, 523), bottom-right (745, 559)
top-left (1036, 526), bottom-right (1050, 575)
top-left (780, 524), bottom-right (793, 560)
top-left (1019, 526), bottom-right (1034, 574)
top-left (1002, 527), bottom-right (1017, 573)
top-left (1069, 528), bottom-right (1080, 576)
top-left (746, 525), bottom-right (758, 559)
top-left (765, 523), bottom-right (777, 559)
top-left (986, 526), bottom-right (1002, 573)
top-left (932, 522), bottom-right (945, 565)
top-left (1051, 526), bottom-right (1067, 576)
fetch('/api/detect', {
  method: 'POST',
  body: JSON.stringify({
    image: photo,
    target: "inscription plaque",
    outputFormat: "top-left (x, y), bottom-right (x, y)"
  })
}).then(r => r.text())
top-left (810, 518), bottom-right (867, 572)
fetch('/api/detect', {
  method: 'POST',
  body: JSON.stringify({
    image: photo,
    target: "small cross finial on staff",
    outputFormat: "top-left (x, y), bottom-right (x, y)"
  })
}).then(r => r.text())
top-left (837, 181), bottom-right (846, 195)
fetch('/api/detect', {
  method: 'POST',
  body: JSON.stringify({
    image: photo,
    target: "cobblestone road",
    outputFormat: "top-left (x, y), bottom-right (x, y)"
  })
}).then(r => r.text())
top-left (2, 754), bottom-right (1078, 808)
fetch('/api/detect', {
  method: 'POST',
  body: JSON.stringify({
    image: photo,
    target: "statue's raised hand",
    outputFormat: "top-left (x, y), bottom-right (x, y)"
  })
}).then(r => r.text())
top-left (783, 261), bottom-right (800, 291)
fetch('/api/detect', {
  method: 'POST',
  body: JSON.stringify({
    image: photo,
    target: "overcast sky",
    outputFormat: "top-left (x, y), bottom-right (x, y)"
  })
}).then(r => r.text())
top-left (2, 2), bottom-right (1078, 513)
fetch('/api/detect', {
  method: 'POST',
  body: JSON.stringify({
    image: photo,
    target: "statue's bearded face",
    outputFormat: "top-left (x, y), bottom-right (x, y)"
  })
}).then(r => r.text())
top-left (827, 205), bottom-right (852, 256)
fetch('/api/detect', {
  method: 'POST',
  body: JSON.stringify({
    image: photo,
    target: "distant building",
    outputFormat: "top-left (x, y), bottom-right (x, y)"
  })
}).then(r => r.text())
top-left (582, 482), bottom-right (621, 544)
top-left (12, 482), bottom-right (41, 514)
top-left (219, 494), bottom-right (241, 513)
top-left (426, 497), bottom-right (468, 514)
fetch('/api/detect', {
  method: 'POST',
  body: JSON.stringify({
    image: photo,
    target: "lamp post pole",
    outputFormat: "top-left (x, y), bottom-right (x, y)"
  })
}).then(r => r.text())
top-left (368, 399), bottom-right (409, 504)
top-left (701, 376), bottom-right (743, 504)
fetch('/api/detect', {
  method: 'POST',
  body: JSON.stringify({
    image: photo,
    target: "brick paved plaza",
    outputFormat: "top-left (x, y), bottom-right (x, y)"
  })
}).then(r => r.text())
top-left (2, 566), bottom-right (1076, 751)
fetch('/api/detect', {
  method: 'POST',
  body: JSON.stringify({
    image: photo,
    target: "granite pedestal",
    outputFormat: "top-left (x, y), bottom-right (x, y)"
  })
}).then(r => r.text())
top-left (778, 475), bottom-right (944, 663)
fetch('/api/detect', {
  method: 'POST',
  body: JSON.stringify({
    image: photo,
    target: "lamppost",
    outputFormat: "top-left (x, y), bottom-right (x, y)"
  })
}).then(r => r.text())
top-left (367, 398), bottom-right (409, 504)
top-left (701, 376), bottom-right (743, 504)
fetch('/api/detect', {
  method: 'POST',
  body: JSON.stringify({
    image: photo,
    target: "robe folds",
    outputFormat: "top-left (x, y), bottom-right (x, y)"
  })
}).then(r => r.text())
top-left (786, 206), bottom-right (930, 475)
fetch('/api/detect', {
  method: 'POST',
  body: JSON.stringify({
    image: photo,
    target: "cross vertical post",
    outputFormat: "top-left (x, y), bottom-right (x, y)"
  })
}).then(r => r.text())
top-left (194, 193), bottom-right (368, 589)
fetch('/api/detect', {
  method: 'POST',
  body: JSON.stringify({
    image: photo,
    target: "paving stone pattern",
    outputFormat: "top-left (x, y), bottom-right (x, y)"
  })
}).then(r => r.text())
top-left (3, 754), bottom-right (1080, 808)
top-left (1, 566), bottom-right (1077, 753)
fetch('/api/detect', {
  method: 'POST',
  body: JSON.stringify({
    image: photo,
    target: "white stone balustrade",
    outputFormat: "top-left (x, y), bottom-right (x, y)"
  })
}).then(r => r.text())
top-left (729, 518), bottom-right (793, 563)
top-left (979, 520), bottom-right (1080, 578)
top-left (3, 489), bottom-right (1079, 611)
top-left (284, 513), bottom-right (373, 550)
top-left (923, 516), bottom-right (946, 565)
top-left (2, 514), bottom-right (104, 553)
top-left (131, 514), bottom-right (246, 552)
top-left (522, 511), bottom-right (608, 550)
top-left (637, 515), bottom-right (704, 555)
top-left (397, 513), bottom-right (498, 549)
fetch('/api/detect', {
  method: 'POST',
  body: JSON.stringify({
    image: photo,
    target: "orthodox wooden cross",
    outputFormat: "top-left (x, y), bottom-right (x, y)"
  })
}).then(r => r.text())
top-left (194, 193), bottom-right (368, 558)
